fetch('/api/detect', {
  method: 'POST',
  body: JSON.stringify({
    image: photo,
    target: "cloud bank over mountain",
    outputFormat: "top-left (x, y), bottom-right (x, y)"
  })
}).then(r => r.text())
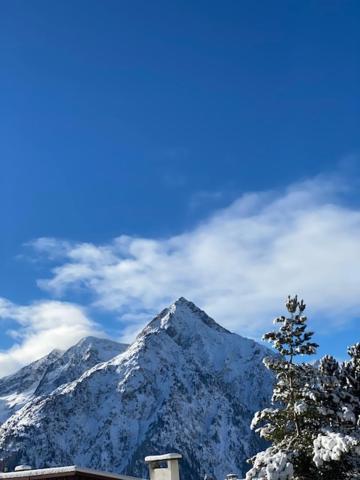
top-left (34, 174), bottom-right (360, 334)
top-left (0, 173), bottom-right (359, 376)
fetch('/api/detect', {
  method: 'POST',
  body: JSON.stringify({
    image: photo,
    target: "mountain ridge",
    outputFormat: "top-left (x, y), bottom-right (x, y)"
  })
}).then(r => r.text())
top-left (0, 336), bottom-right (128, 422)
top-left (0, 298), bottom-right (273, 480)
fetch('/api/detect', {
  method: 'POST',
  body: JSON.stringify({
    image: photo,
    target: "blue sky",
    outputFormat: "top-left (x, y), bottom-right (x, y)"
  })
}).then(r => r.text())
top-left (0, 0), bottom-right (359, 374)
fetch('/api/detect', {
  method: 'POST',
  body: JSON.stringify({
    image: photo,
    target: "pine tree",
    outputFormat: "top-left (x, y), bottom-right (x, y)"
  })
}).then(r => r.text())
top-left (342, 343), bottom-right (360, 423)
top-left (342, 343), bottom-right (360, 474)
top-left (312, 345), bottom-right (360, 478)
top-left (246, 295), bottom-right (319, 480)
top-left (246, 296), bottom-right (360, 480)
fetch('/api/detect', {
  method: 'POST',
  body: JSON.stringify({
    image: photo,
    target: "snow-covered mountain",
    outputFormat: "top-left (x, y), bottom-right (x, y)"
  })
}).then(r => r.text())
top-left (0, 298), bottom-right (273, 480)
top-left (0, 349), bottom-right (62, 423)
top-left (0, 337), bottom-right (127, 422)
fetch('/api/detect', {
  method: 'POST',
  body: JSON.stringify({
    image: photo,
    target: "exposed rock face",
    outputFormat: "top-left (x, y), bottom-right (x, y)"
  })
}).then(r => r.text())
top-left (0, 298), bottom-right (273, 480)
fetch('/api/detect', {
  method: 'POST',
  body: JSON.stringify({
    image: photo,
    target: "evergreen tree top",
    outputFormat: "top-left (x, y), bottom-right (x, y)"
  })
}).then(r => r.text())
top-left (263, 295), bottom-right (318, 359)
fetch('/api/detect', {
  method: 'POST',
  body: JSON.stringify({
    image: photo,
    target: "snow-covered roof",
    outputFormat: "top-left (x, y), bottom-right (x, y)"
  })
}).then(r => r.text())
top-left (0, 466), bottom-right (142, 480)
top-left (145, 453), bottom-right (182, 463)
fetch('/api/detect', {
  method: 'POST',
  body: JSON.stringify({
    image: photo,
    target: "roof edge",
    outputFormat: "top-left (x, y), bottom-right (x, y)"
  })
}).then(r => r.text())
top-left (0, 466), bottom-right (143, 480)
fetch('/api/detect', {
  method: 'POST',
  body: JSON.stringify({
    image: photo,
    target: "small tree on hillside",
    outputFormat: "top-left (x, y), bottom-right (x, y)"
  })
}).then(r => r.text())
top-left (246, 295), bottom-right (319, 480)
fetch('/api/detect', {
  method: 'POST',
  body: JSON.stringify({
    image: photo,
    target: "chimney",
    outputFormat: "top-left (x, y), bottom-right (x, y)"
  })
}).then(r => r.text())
top-left (145, 453), bottom-right (182, 480)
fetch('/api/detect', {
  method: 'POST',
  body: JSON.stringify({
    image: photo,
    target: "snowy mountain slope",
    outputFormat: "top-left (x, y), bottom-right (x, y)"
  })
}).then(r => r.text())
top-left (0, 350), bottom-right (63, 423)
top-left (33, 336), bottom-right (128, 396)
top-left (0, 298), bottom-right (273, 480)
top-left (0, 337), bottom-right (127, 423)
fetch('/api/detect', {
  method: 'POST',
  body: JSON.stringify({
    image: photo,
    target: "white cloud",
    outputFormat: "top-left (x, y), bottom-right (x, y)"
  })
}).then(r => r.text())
top-left (32, 175), bottom-right (360, 340)
top-left (0, 299), bottom-right (102, 376)
top-left (28, 237), bottom-right (71, 260)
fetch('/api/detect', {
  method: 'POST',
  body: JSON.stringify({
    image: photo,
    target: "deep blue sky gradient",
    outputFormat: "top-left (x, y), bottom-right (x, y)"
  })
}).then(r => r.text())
top-left (0, 1), bottom-right (359, 357)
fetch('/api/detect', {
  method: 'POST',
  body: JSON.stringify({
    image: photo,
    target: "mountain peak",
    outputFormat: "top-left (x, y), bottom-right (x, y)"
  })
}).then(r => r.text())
top-left (174, 296), bottom-right (192, 305)
top-left (171, 297), bottom-right (230, 332)
top-left (74, 335), bottom-right (127, 351)
top-left (139, 298), bottom-right (230, 341)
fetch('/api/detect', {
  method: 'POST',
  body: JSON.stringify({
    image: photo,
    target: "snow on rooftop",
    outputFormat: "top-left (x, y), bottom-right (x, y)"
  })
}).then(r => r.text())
top-left (0, 466), bottom-right (143, 480)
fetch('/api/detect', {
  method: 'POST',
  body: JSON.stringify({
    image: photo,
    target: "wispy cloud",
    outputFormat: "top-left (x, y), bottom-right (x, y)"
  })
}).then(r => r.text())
top-left (30, 174), bottom-right (360, 340)
top-left (0, 299), bottom-right (102, 376)
top-left (189, 189), bottom-right (226, 210)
